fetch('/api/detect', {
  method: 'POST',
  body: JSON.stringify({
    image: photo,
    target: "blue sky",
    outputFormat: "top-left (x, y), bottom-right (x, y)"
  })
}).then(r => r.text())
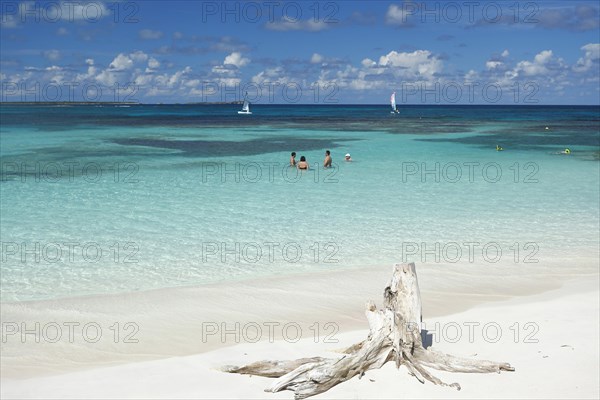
top-left (1, 0), bottom-right (599, 104)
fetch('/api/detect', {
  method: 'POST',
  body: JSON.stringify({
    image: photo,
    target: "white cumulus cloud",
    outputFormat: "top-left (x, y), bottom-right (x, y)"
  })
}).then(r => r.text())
top-left (514, 50), bottom-right (559, 76)
top-left (378, 50), bottom-right (443, 79)
top-left (224, 52), bottom-right (250, 68)
top-left (361, 58), bottom-right (376, 68)
top-left (574, 43), bottom-right (600, 72)
top-left (311, 53), bottom-right (324, 64)
top-left (486, 61), bottom-right (503, 70)
top-left (109, 53), bottom-right (134, 71)
top-left (148, 57), bottom-right (160, 69)
top-left (534, 50), bottom-right (553, 65)
top-left (130, 51), bottom-right (148, 63)
top-left (385, 4), bottom-right (411, 25)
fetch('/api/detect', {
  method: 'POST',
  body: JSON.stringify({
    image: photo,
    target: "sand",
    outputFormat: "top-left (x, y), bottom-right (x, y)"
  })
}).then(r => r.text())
top-left (1, 267), bottom-right (598, 399)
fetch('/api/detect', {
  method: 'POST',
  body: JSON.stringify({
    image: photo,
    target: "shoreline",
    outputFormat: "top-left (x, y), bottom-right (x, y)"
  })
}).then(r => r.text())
top-left (2, 274), bottom-right (598, 399)
top-left (4, 252), bottom-right (598, 306)
top-left (1, 261), bottom-right (598, 381)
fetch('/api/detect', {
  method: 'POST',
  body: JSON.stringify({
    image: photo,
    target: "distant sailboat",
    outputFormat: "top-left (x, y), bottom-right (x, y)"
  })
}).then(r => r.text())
top-left (238, 94), bottom-right (252, 115)
top-left (390, 92), bottom-right (399, 114)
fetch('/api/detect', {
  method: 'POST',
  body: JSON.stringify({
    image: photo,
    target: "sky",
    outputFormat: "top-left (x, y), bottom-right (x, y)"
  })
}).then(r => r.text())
top-left (1, 0), bottom-right (599, 104)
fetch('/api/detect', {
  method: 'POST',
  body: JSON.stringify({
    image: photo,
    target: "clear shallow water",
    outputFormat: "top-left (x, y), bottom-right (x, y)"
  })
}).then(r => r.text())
top-left (1, 104), bottom-right (599, 301)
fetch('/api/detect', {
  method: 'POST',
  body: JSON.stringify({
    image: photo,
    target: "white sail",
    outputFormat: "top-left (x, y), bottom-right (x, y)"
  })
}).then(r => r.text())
top-left (238, 96), bottom-right (252, 114)
top-left (390, 92), bottom-right (396, 112)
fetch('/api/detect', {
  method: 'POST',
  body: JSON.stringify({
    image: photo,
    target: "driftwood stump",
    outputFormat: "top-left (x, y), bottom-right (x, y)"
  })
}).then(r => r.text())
top-left (223, 263), bottom-right (514, 399)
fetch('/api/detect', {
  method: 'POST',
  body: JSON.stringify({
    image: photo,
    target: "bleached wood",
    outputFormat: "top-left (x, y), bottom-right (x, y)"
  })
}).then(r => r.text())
top-left (223, 263), bottom-right (513, 399)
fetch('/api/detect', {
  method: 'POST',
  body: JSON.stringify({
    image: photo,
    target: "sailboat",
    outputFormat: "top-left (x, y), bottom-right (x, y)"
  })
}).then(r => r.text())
top-left (390, 92), bottom-right (399, 114)
top-left (238, 94), bottom-right (252, 115)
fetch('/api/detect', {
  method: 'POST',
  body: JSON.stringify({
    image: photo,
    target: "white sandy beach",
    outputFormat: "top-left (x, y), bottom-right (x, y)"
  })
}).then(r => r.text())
top-left (1, 264), bottom-right (599, 399)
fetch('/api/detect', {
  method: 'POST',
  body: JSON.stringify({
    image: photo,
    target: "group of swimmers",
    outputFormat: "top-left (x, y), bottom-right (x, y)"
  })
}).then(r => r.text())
top-left (290, 150), bottom-right (352, 169)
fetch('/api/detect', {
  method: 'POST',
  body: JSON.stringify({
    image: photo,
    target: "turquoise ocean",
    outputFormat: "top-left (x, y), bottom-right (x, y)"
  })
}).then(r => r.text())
top-left (1, 104), bottom-right (599, 302)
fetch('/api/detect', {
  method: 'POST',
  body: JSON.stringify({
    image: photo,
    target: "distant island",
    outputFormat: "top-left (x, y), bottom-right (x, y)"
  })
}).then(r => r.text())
top-left (184, 101), bottom-right (243, 105)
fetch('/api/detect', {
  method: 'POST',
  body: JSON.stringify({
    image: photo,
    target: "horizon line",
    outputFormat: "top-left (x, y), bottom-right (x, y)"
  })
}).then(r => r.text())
top-left (1, 101), bottom-right (599, 107)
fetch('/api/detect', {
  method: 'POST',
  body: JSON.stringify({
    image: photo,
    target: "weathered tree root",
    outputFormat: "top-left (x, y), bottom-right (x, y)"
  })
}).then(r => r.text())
top-left (223, 263), bottom-right (514, 399)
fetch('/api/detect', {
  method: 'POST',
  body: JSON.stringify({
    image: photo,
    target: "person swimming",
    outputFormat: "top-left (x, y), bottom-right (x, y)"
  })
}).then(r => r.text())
top-left (345, 153), bottom-right (352, 161)
top-left (561, 148), bottom-right (571, 154)
top-left (297, 156), bottom-right (308, 170)
top-left (496, 145), bottom-right (504, 151)
top-left (323, 150), bottom-right (332, 168)
top-left (290, 152), bottom-right (296, 166)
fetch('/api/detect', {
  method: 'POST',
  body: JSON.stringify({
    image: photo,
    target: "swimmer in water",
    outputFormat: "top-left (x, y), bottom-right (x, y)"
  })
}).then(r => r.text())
top-left (297, 156), bottom-right (309, 170)
top-left (496, 145), bottom-right (504, 151)
top-left (323, 150), bottom-right (332, 168)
